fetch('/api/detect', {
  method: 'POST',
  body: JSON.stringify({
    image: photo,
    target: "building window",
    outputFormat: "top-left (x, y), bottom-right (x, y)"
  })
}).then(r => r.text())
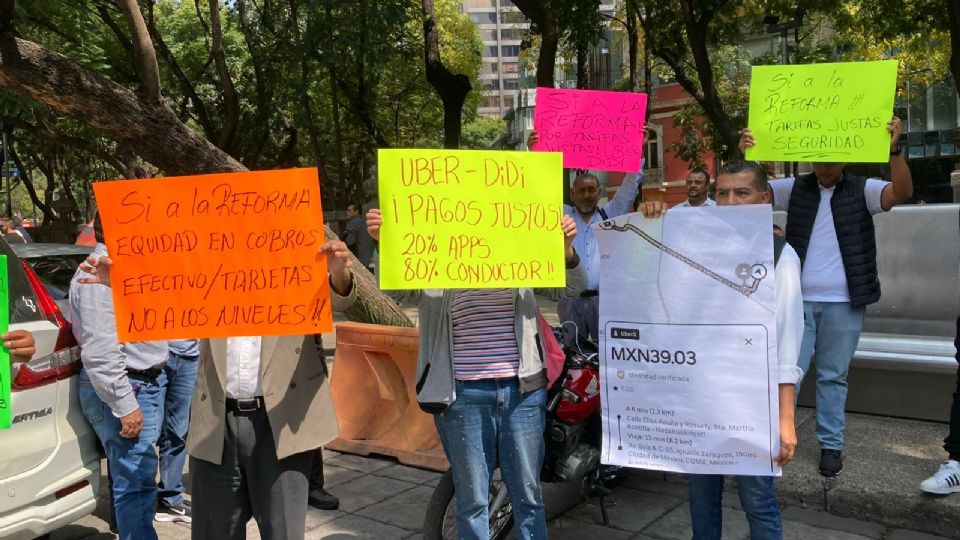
top-left (503, 95), bottom-right (515, 109)
top-left (502, 62), bottom-right (519, 73)
top-left (483, 80), bottom-right (500, 91)
top-left (499, 10), bottom-right (527, 24)
top-left (482, 95), bottom-right (502, 108)
top-left (479, 29), bottom-right (497, 41)
top-left (484, 45), bottom-right (499, 57)
top-left (480, 62), bottom-right (499, 75)
top-left (469, 12), bottom-right (497, 24)
top-left (503, 78), bottom-right (519, 90)
top-left (500, 45), bottom-right (521, 57)
top-left (464, 0), bottom-right (496, 7)
top-left (499, 28), bottom-right (526, 41)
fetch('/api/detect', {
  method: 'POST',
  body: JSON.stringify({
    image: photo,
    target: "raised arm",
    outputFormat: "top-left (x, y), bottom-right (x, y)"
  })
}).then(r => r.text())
top-left (881, 116), bottom-right (913, 210)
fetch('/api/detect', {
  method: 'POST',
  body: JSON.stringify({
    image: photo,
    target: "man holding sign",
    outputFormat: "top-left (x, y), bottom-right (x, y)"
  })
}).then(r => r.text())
top-left (740, 113), bottom-right (912, 477)
top-left (638, 160), bottom-right (804, 539)
top-left (367, 208), bottom-right (583, 540)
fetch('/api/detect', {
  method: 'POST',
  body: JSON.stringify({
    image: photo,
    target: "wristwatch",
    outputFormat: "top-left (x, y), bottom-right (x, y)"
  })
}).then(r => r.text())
top-left (890, 146), bottom-right (903, 156)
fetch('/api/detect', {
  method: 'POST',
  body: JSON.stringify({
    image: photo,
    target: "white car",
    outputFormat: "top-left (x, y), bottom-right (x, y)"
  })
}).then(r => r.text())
top-left (0, 242), bottom-right (100, 540)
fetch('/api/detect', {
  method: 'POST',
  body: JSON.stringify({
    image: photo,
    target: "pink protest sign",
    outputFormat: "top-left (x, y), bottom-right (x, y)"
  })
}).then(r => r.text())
top-left (532, 88), bottom-right (648, 173)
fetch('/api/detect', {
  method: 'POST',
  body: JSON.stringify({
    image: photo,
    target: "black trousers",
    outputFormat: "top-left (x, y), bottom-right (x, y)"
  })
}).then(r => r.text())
top-left (309, 448), bottom-right (325, 490)
top-left (191, 408), bottom-right (312, 540)
top-left (946, 316), bottom-right (960, 461)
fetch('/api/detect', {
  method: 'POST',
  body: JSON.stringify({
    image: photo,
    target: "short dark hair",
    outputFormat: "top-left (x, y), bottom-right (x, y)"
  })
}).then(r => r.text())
top-left (94, 212), bottom-right (105, 244)
top-left (572, 172), bottom-right (600, 189)
top-left (348, 203), bottom-right (362, 213)
top-left (717, 160), bottom-right (769, 192)
top-left (689, 167), bottom-right (710, 181)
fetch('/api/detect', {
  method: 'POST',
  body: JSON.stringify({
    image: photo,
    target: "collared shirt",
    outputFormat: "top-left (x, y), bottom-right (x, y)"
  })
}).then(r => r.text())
top-left (69, 243), bottom-right (167, 418)
top-left (226, 336), bottom-right (263, 399)
top-left (770, 177), bottom-right (888, 302)
top-left (678, 197), bottom-right (716, 208)
top-left (565, 170), bottom-right (644, 290)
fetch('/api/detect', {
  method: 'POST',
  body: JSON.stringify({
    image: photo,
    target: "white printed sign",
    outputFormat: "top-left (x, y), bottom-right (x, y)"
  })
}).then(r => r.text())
top-left (597, 205), bottom-right (781, 476)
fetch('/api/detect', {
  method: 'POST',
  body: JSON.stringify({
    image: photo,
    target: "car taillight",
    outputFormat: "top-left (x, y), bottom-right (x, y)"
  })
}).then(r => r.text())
top-left (14, 260), bottom-right (82, 388)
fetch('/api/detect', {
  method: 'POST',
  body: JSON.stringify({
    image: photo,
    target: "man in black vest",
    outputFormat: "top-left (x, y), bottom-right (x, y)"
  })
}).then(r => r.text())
top-left (739, 116), bottom-right (913, 477)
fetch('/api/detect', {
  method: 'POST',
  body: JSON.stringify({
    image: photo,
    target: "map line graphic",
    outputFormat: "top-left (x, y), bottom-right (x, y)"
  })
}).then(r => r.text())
top-left (599, 220), bottom-right (767, 297)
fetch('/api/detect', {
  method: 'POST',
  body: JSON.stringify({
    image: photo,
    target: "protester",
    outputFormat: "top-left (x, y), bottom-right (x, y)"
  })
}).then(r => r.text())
top-left (639, 159), bottom-right (804, 540)
top-left (679, 167), bottom-right (716, 208)
top-left (12, 216), bottom-right (32, 243)
top-left (343, 203), bottom-right (374, 269)
top-left (154, 339), bottom-right (199, 523)
top-left (69, 214), bottom-right (167, 540)
top-left (920, 315), bottom-right (960, 495)
top-left (740, 116), bottom-right (913, 477)
top-left (527, 130), bottom-right (644, 347)
top-left (78, 238), bottom-right (357, 540)
top-left (1, 219), bottom-right (25, 244)
top-left (367, 207), bottom-right (584, 540)
top-left (308, 449), bottom-right (339, 510)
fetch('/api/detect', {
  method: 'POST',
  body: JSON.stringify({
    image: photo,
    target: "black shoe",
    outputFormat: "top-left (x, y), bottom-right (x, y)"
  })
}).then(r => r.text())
top-left (819, 449), bottom-right (843, 477)
top-left (155, 502), bottom-right (193, 523)
top-left (308, 488), bottom-right (340, 510)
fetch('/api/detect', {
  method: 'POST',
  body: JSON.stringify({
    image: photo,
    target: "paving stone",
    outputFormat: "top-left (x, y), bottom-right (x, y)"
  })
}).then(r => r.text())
top-left (322, 464), bottom-right (365, 488)
top-left (326, 453), bottom-right (396, 474)
top-left (372, 463), bottom-right (443, 485)
top-left (356, 484), bottom-right (435, 532)
top-left (330, 474), bottom-right (418, 514)
top-left (884, 530), bottom-right (957, 540)
top-left (781, 506), bottom-right (885, 538)
top-left (625, 475), bottom-right (691, 499)
top-left (305, 507), bottom-right (350, 529)
top-left (547, 517), bottom-right (634, 540)
top-left (563, 486), bottom-right (683, 532)
top-left (642, 503), bottom-right (750, 540)
top-left (304, 514), bottom-right (411, 539)
top-left (782, 520), bottom-right (875, 540)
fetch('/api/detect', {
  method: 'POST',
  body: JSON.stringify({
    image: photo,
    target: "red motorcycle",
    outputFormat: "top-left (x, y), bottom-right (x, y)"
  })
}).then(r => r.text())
top-left (422, 329), bottom-right (621, 540)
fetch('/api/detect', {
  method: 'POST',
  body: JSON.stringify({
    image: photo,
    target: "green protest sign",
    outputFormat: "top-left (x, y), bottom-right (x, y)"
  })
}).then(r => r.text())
top-left (0, 255), bottom-right (9, 430)
top-left (746, 60), bottom-right (898, 163)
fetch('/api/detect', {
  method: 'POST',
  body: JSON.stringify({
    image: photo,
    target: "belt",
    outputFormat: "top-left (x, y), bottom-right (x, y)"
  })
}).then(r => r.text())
top-left (126, 366), bottom-right (163, 380)
top-left (225, 397), bottom-right (265, 413)
top-left (580, 290), bottom-right (599, 298)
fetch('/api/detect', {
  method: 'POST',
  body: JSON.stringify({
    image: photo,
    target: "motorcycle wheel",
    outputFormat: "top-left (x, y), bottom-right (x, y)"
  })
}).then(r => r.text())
top-left (422, 468), bottom-right (514, 540)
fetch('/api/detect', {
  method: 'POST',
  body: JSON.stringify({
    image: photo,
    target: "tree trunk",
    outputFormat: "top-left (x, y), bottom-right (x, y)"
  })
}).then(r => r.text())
top-left (117, 0), bottom-right (161, 103)
top-left (0, 34), bottom-right (414, 327)
top-left (512, 0), bottom-right (558, 88)
top-left (576, 41), bottom-right (589, 89)
top-left (423, 0), bottom-right (472, 149)
top-left (209, 0), bottom-right (240, 153)
top-left (8, 145), bottom-right (52, 222)
top-left (323, 0), bottom-right (347, 200)
top-left (625, 0), bottom-right (639, 93)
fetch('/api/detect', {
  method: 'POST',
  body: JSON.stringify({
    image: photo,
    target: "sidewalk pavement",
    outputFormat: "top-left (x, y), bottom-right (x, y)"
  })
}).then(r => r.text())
top-left (51, 296), bottom-right (960, 539)
top-left (50, 441), bottom-right (957, 540)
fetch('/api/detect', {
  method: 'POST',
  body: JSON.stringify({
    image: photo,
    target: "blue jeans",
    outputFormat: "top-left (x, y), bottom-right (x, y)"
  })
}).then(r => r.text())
top-left (688, 475), bottom-right (782, 540)
top-left (796, 301), bottom-right (866, 450)
top-left (79, 369), bottom-right (164, 540)
top-left (158, 352), bottom-right (199, 507)
top-left (435, 379), bottom-right (547, 540)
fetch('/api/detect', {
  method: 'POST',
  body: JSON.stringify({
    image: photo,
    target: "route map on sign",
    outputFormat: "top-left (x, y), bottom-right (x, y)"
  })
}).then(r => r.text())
top-left (596, 206), bottom-right (781, 476)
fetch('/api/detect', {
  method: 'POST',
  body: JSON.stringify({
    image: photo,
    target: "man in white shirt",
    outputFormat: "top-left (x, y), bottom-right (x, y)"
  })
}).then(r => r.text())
top-left (739, 117), bottom-right (913, 477)
top-left (640, 159), bottom-right (804, 539)
top-left (678, 167), bottom-right (716, 208)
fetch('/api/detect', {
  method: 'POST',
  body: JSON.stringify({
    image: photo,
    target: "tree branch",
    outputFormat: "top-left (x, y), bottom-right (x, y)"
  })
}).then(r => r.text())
top-left (117, 0), bottom-right (162, 103)
top-left (2, 115), bottom-right (134, 177)
top-left (209, 0), bottom-right (240, 152)
top-left (146, 2), bottom-right (216, 140)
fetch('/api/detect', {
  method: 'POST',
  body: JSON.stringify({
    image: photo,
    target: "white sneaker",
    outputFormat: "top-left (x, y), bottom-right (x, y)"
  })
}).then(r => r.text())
top-left (920, 460), bottom-right (960, 495)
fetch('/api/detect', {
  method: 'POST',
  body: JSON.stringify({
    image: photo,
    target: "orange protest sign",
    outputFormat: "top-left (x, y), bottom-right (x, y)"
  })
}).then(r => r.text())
top-left (93, 168), bottom-right (332, 342)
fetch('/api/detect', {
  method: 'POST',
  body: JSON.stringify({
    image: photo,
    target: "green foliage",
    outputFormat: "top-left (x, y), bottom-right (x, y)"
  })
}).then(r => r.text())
top-left (460, 117), bottom-right (506, 149)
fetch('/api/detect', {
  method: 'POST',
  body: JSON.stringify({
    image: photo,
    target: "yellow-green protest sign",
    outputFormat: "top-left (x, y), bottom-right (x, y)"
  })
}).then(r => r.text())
top-left (746, 60), bottom-right (897, 163)
top-left (377, 149), bottom-right (565, 289)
